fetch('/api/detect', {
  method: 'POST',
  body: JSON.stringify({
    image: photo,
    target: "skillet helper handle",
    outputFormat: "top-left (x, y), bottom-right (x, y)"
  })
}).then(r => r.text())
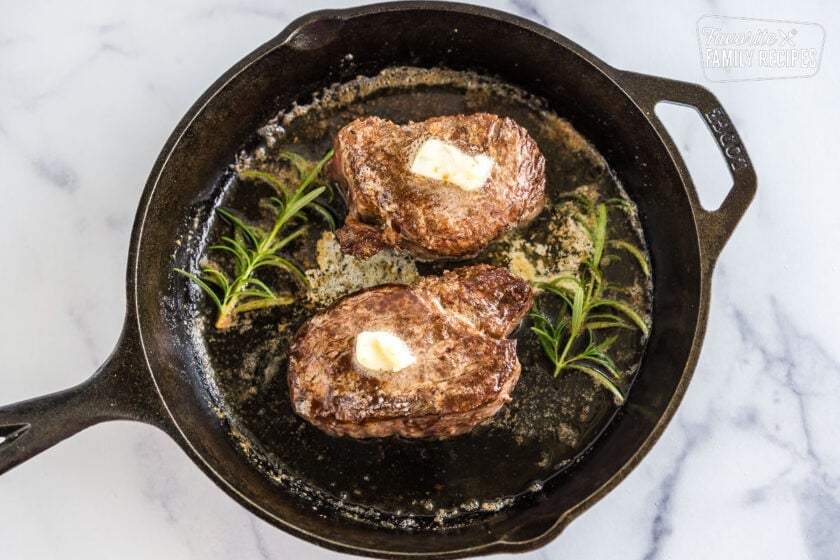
top-left (617, 71), bottom-right (757, 263)
top-left (0, 324), bottom-right (168, 475)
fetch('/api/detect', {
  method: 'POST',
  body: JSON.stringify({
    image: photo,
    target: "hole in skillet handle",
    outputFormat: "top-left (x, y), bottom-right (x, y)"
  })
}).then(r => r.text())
top-left (0, 424), bottom-right (31, 448)
top-left (654, 102), bottom-right (733, 212)
top-left (616, 70), bottom-right (756, 263)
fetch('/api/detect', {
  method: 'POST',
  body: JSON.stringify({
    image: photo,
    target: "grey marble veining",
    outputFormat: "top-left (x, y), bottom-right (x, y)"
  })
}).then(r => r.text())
top-left (1, 1), bottom-right (837, 559)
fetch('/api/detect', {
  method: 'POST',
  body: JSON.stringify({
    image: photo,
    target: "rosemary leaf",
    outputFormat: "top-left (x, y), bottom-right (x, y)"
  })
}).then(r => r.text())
top-left (590, 298), bottom-right (649, 334)
top-left (565, 363), bottom-right (626, 403)
top-left (308, 201), bottom-right (337, 231)
top-left (237, 169), bottom-right (289, 195)
top-left (608, 239), bottom-right (651, 276)
top-left (217, 208), bottom-right (260, 247)
top-left (174, 268), bottom-right (224, 312)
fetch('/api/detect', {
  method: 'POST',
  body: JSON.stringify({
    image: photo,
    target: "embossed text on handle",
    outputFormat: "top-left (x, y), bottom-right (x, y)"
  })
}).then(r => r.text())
top-left (704, 107), bottom-right (751, 171)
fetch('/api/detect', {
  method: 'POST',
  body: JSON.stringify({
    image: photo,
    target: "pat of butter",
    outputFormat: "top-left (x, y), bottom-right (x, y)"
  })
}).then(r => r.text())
top-left (409, 139), bottom-right (493, 191)
top-left (355, 331), bottom-right (417, 372)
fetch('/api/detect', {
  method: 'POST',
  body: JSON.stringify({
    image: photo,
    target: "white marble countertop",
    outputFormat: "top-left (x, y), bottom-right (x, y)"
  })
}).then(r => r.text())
top-left (1, 1), bottom-right (837, 558)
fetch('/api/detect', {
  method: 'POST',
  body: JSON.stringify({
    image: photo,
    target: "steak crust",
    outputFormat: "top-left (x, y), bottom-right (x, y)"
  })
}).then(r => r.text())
top-left (288, 265), bottom-right (532, 439)
top-left (329, 113), bottom-right (546, 261)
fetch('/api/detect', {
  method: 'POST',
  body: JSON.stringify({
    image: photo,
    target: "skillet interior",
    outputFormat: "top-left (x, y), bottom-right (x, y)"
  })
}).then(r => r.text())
top-left (185, 64), bottom-right (652, 527)
top-left (133, 4), bottom-right (701, 556)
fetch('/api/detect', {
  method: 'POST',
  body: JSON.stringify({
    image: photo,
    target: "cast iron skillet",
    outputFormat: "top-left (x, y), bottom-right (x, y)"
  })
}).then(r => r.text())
top-left (0, 2), bottom-right (755, 557)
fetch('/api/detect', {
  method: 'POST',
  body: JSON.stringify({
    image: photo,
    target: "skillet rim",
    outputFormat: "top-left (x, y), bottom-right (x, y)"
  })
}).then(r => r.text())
top-left (128, 2), bottom-right (743, 557)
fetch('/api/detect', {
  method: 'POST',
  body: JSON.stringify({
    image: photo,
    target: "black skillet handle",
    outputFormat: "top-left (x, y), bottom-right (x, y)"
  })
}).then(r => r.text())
top-left (0, 321), bottom-right (170, 475)
top-left (616, 71), bottom-right (757, 265)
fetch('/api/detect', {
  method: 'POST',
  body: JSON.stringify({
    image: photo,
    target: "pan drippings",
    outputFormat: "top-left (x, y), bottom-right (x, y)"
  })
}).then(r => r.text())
top-left (186, 67), bottom-right (652, 529)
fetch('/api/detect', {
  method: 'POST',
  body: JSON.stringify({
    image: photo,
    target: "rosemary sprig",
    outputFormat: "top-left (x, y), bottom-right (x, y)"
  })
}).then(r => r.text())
top-left (175, 149), bottom-right (334, 329)
top-left (530, 193), bottom-right (650, 404)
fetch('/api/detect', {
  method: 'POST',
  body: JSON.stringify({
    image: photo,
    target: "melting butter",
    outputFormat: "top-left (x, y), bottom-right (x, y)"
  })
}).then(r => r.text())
top-left (410, 139), bottom-right (493, 191)
top-left (355, 331), bottom-right (417, 372)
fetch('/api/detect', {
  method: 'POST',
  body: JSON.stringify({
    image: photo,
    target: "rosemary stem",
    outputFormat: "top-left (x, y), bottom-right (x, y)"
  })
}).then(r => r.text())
top-left (214, 199), bottom-right (295, 328)
top-left (554, 324), bottom-right (578, 377)
top-left (216, 266), bottom-right (254, 328)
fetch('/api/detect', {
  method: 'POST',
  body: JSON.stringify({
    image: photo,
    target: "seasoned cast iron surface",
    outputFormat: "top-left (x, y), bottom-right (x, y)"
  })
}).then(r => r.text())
top-left (180, 68), bottom-right (652, 529)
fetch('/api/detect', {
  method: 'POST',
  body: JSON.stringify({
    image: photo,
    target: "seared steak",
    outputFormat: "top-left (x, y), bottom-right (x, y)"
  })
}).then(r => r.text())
top-left (329, 113), bottom-right (546, 260)
top-left (288, 265), bottom-right (532, 439)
